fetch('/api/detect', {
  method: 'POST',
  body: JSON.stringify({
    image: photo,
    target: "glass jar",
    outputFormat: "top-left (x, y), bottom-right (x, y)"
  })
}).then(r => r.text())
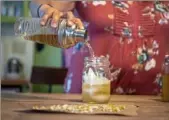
top-left (14, 18), bottom-right (87, 49)
top-left (82, 56), bottom-right (111, 104)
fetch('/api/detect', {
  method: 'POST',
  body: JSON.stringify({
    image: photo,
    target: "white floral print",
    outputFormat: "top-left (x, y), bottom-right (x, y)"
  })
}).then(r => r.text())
top-left (145, 58), bottom-right (156, 71)
top-left (111, 1), bottom-right (129, 14)
top-left (154, 73), bottom-right (162, 87)
top-left (128, 88), bottom-right (136, 94)
top-left (81, 1), bottom-right (88, 7)
top-left (104, 26), bottom-right (114, 34)
top-left (110, 67), bottom-right (121, 81)
top-left (92, 1), bottom-right (106, 6)
top-left (152, 40), bottom-right (159, 49)
top-left (159, 18), bottom-right (168, 25)
top-left (108, 14), bottom-right (114, 20)
top-left (115, 86), bottom-right (124, 94)
top-left (164, 12), bottom-right (169, 19)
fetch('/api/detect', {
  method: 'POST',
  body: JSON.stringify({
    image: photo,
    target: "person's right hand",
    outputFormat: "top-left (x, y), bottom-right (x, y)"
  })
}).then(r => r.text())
top-left (39, 4), bottom-right (84, 29)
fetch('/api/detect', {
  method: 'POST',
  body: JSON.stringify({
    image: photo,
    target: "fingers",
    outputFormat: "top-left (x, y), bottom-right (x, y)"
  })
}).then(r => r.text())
top-left (40, 8), bottom-right (54, 26)
top-left (72, 18), bottom-right (84, 29)
top-left (67, 11), bottom-right (84, 29)
top-left (67, 11), bottom-right (74, 19)
top-left (51, 10), bottom-right (63, 28)
top-left (67, 11), bottom-right (75, 27)
top-left (40, 6), bottom-right (84, 29)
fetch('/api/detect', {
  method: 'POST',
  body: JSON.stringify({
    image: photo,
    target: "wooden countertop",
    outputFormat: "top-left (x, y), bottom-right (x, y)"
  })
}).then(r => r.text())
top-left (1, 93), bottom-right (169, 120)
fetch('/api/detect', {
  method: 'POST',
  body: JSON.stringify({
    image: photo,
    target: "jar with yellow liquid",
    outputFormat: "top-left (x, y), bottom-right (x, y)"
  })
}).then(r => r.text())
top-left (82, 56), bottom-right (111, 104)
top-left (162, 55), bottom-right (169, 102)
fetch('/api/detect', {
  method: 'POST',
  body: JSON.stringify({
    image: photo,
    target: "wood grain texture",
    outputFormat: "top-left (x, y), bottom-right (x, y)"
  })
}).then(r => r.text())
top-left (1, 93), bottom-right (169, 120)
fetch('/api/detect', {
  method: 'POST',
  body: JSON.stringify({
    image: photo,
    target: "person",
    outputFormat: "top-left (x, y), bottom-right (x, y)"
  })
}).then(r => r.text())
top-left (30, 0), bottom-right (169, 95)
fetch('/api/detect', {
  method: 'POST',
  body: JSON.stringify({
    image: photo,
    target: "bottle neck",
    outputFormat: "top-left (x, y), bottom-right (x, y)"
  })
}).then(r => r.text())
top-left (73, 29), bottom-right (88, 42)
top-left (57, 19), bottom-right (88, 48)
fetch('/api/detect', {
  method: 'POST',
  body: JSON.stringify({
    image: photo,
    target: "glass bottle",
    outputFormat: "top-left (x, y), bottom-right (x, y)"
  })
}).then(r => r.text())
top-left (82, 56), bottom-right (111, 104)
top-left (162, 55), bottom-right (169, 102)
top-left (14, 18), bottom-right (87, 49)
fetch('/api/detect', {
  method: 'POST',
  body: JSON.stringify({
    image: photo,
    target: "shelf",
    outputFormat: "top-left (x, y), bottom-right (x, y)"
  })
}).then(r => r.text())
top-left (1, 79), bottom-right (29, 92)
top-left (1, 79), bottom-right (29, 86)
top-left (1, 1), bottom-right (30, 23)
top-left (1, 16), bottom-right (17, 23)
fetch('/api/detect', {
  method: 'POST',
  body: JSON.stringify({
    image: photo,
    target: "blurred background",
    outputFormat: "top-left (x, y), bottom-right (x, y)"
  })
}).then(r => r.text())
top-left (1, 1), bottom-right (65, 93)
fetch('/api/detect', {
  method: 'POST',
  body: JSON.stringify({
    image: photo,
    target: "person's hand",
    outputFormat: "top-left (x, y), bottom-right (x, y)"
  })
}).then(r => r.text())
top-left (39, 4), bottom-right (84, 29)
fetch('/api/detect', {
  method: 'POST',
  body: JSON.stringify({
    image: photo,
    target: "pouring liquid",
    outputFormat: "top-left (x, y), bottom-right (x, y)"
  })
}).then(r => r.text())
top-left (85, 42), bottom-right (95, 58)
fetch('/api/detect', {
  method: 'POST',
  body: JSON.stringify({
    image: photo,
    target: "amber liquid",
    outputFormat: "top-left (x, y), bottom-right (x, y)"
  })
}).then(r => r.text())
top-left (25, 34), bottom-right (76, 48)
top-left (162, 74), bottom-right (169, 102)
top-left (82, 82), bottom-right (111, 103)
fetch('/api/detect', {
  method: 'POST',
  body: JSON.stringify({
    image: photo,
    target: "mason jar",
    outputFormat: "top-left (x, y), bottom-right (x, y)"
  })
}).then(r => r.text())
top-left (82, 56), bottom-right (111, 104)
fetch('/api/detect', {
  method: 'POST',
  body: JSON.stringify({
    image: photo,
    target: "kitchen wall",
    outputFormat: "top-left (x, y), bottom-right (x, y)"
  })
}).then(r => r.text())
top-left (1, 1), bottom-right (64, 93)
top-left (1, 24), bottom-right (63, 76)
top-left (34, 45), bottom-right (62, 67)
top-left (33, 45), bottom-right (63, 93)
top-left (1, 26), bottom-right (63, 93)
top-left (1, 35), bottom-right (34, 80)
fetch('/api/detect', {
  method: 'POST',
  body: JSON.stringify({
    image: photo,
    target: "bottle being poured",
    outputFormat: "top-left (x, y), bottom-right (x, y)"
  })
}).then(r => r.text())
top-left (14, 17), bottom-right (88, 49)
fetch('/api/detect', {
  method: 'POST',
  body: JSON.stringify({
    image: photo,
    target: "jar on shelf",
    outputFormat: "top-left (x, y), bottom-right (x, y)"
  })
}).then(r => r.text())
top-left (1, 2), bottom-right (7, 16)
top-left (15, 2), bottom-right (22, 17)
top-left (82, 56), bottom-right (111, 104)
top-left (8, 4), bottom-right (15, 17)
top-left (14, 18), bottom-right (88, 49)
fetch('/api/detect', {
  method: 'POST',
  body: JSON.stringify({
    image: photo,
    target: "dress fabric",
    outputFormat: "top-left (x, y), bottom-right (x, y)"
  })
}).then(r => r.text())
top-left (63, 1), bottom-right (169, 95)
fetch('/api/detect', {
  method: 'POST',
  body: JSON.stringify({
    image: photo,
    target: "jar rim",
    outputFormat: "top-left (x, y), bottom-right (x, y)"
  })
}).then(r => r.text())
top-left (84, 56), bottom-right (110, 65)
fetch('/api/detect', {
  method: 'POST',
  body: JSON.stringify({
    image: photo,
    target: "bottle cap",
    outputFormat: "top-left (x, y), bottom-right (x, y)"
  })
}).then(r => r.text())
top-left (74, 29), bottom-right (88, 41)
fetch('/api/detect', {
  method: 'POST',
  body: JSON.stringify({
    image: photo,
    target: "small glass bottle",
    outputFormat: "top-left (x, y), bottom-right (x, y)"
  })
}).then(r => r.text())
top-left (82, 56), bottom-right (111, 104)
top-left (162, 55), bottom-right (169, 102)
top-left (14, 18), bottom-right (87, 49)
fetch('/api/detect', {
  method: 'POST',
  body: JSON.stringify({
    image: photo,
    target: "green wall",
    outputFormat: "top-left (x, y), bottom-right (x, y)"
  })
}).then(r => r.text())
top-left (34, 45), bottom-right (62, 67)
top-left (33, 45), bottom-right (64, 93)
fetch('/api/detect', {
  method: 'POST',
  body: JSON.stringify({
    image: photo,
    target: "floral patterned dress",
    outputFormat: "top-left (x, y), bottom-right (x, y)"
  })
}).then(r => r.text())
top-left (64, 1), bottom-right (169, 95)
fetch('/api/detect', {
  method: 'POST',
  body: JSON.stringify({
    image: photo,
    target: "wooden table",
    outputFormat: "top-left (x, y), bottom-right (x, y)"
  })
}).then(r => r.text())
top-left (1, 93), bottom-right (169, 120)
